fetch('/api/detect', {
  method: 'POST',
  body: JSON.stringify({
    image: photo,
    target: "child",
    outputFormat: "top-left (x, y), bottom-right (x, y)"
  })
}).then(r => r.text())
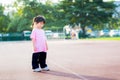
top-left (30, 15), bottom-right (49, 72)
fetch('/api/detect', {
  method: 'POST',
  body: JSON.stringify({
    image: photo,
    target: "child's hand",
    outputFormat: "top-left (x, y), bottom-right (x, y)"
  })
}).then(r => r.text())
top-left (46, 41), bottom-right (48, 51)
top-left (34, 47), bottom-right (37, 52)
top-left (46, 46), bottom-right (48, 51)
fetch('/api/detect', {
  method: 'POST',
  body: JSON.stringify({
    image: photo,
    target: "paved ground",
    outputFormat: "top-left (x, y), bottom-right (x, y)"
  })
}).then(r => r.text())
top-left (0, 40), bottom-right (120, 80)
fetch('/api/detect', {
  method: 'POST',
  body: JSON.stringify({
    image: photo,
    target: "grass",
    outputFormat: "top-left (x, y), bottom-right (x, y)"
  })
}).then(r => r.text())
top-left (85, 37), bottom-right (120, 41)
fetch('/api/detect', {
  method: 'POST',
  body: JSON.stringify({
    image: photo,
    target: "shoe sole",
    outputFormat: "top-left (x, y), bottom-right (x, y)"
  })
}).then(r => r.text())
top-left (42, 69), bottom-right (50, 71)
top-left (33, 70), bottom-right (41, 72)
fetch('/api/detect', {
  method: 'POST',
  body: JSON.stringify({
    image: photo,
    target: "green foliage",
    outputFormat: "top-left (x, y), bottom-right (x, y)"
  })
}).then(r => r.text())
top-left (8, 0), bottom-right (42, 32)
top-left (60, 0), bottom-right (116, 27)
top-left (0, 5), bottom-right (10, 33)
top-left (7, 0), bottom-right (65, 32)
top-left (59, 0), bottom-right (117, 37)
top-left (0, 0), bottom-right (119, 34)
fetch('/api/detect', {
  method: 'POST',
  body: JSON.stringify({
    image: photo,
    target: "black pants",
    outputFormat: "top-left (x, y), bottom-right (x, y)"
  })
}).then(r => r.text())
top-left (32, 52), bottom-right (47, 69)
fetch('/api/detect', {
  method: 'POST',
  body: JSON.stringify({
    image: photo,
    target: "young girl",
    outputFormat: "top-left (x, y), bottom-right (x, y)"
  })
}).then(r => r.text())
top-left (30, 15), bottom-right (49, 72)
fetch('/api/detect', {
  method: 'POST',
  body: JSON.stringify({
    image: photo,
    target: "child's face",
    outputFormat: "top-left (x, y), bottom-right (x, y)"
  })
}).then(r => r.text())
top-left (36, 22), bottom-right (44, 29)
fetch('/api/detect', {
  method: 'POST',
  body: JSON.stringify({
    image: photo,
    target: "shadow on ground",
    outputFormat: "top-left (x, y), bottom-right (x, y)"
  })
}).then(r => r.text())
top-left (40, 70), bottom-right (116, 80)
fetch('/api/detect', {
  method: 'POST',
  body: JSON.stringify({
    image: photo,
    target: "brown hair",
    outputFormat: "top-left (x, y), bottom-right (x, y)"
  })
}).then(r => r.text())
top-left (31, 15), bottom-right (46, 28)
top-left (33, 15), bottom-right (46, 24)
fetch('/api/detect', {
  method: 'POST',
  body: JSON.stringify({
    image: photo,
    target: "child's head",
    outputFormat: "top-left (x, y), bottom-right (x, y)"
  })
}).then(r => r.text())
top-left (33, 15), bottom-right (46, 24)
top-left (32, 15), bottom-right (46, 28)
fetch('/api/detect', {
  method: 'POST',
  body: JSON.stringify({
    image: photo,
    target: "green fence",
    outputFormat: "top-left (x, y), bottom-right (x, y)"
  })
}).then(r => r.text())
top-left (0, 33), bottom-right (31, 41)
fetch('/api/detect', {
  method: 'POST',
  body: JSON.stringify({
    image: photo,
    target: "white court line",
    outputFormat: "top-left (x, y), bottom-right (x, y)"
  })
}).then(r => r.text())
top-left (49, 60), bottom-right (88, 80)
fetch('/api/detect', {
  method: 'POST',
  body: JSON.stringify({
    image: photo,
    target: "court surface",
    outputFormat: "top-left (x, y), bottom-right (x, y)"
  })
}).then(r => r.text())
top-left (0, 40), bottom-right (120, 80)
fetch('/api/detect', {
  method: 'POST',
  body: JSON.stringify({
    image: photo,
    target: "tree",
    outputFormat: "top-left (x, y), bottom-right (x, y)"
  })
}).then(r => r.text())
top-left (8, 0), bottom-right (63, 32)
top-left (8, 0), bottom-right (66, 32)
top-left (8, 0), bottom-right (39, 32)
top-left (0, 4), bottom-right (10, 33)
top-left (43, 0), bottom-right (66, 31)
top-left (59, 0), bottom-right (117, 38)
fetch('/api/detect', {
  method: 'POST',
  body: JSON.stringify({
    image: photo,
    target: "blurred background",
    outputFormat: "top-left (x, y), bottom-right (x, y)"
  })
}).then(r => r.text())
top-left (0, 0), bottom-right (120, 41)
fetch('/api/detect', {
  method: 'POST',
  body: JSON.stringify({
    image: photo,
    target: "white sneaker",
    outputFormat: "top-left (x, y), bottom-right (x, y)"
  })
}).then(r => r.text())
top-left (42, 66), bottom-right (50, 71)
top-left (33, 68), bottom-right (42, 72)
